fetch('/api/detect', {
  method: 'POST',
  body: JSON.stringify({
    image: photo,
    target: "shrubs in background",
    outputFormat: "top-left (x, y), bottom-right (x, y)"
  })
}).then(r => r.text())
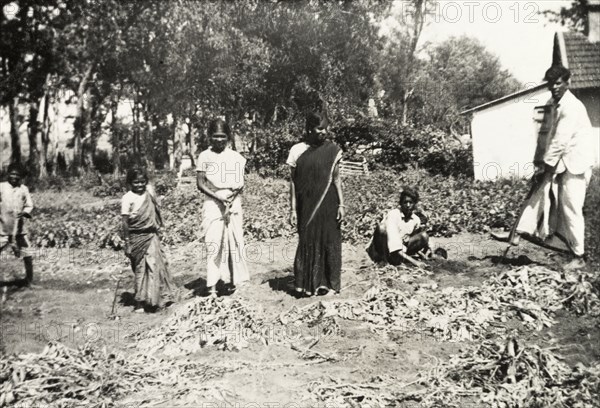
top-left (24, 168), bottom-right (600, 267)
top-left (226, 117), bottom-right (473, 178)
top-left (332, 118), bottom-right (473, 177)
top-left (244, 123), bottom-right (303, 178)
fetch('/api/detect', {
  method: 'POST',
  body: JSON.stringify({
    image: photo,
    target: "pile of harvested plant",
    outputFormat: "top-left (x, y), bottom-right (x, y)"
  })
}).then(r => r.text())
top-left (0, 342), bottom-right (228, 407)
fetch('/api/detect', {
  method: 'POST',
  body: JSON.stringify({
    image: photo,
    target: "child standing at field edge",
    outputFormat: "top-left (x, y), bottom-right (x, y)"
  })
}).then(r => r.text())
top-left (121, 167), bottom-right (174, 312)
top-left (0, 163), bottom-right (35, 286)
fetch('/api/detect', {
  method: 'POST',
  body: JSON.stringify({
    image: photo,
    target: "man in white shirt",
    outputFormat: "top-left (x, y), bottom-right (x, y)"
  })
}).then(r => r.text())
top-left (539, 65), bottom-right (595, 270)
top-left (366, 187), bottom-right (430, 268)
top-left (0, 163), bottom-right (34, 286)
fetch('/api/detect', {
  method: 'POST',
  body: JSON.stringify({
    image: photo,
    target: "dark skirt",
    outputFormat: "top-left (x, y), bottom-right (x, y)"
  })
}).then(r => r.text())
top-left (293, 141), bottom-right (342, 295)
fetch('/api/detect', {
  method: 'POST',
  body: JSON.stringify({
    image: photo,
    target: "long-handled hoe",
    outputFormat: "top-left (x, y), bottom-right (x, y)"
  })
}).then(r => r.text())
top-left (109, 277), bottom-right (121, 319)
top-left (501, 175), bottom-right (544, 264)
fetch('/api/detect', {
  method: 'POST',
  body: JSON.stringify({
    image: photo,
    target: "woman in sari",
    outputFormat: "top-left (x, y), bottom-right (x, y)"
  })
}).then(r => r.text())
top-left (122, 167), bottom-right (174, 312)
top-left (290, 110), bottom-right (345, 297)
top-left (196, 118), bottom-right (249, 298)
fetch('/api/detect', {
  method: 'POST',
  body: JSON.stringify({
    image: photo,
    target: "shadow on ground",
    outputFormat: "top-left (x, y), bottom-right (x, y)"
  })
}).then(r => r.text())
top-left (265, 267), bottom-right (304, 298)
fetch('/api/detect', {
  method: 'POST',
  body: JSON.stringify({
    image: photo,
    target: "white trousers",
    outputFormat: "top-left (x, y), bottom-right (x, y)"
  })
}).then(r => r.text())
top-left (555, 169), bottom-right (591, 256)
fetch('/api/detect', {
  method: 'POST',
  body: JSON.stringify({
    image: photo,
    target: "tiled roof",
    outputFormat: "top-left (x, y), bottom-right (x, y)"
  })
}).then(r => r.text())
top-left (562, 32), bottom-right (600, 89)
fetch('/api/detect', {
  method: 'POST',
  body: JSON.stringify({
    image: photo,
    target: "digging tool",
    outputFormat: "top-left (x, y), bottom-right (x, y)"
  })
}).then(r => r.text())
top-left (109, 278), bottom-right (121, 318)
top-left (502, 102), bottom-right (561, 262)
top-left (501, 168), bottom-right (556, 262)
top-left (502, 175), bottom-right (542, 260)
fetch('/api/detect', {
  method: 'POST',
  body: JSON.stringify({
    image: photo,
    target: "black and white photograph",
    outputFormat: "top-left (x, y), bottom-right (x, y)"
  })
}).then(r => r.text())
top-left (1, 0), bottom-right (599, 406)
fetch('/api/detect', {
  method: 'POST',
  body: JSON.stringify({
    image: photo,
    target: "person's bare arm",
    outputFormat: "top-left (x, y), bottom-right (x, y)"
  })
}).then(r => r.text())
top-left (397, 251), bottom-right (425, 268)
top-left (333, 162), bottom-right (345, 223)
top-left (196, 171), bottom-right (227, 204)
top-left (18, 186), bottom-right (33, 219)
top-left (289, 167), bottom-right (297, 226)
top-left (122, 215), bottom-right (131, 256)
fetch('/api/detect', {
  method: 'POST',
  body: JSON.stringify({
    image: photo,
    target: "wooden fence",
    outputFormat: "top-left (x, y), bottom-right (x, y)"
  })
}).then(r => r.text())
top-left (339, 159), bottom-right (369, 176)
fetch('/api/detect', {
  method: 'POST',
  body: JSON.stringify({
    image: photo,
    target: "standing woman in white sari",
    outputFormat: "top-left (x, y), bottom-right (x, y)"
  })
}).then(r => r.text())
top-left (196, 118), bottom-right (249, 298)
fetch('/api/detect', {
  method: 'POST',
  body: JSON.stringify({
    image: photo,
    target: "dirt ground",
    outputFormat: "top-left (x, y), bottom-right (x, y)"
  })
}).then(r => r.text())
top-left (1, 187), bottom-right (599, 406)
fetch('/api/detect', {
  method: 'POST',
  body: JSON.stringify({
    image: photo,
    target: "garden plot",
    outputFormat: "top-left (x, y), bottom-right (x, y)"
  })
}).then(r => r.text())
top-left (3, 258), bottom-right (597, 407)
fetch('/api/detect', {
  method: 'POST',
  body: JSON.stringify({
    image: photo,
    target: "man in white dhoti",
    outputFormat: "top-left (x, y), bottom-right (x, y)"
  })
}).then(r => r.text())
top-left (196, 118), bottom-right (249, 297)
top-left (515, 65), bottom-right (595, 270)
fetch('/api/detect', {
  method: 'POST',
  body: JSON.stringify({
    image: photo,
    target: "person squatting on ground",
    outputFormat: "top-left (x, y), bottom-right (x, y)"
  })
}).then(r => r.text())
top-left (121, 166), bottom-right (174, 312)
top-left (366, 186), bottom-right (431, 268)
top-left (196, 118), bottom-right (249, 298)
top-left (0, 163), bottom-right (34, 286)
top-left (288, 107), bottom-right (345, 297)
top-left (513, 65), bottom-right (595, 271)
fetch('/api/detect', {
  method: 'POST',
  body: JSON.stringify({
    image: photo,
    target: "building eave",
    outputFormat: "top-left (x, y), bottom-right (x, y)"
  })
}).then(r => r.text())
top-left (460, 82), bottom-right (548, 115)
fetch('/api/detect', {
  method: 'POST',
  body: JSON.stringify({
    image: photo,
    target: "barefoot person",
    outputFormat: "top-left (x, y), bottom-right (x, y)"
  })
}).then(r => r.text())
top-left (122, 167), bottom-right (174, 312)
top-left (366, 187), bottom-right (430, 268)
top-left (290, 107), bottom-right (345, 297)
top-left (0, 163), bottom-right (34, 286)
top-left (511, 65), bottom-right (595, 271)
top-left (197, 118), bottom-right (249, 298)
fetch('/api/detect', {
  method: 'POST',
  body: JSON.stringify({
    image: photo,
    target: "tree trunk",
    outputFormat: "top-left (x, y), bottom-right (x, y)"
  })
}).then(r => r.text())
top-left (173, 117), bottom-right (182, 172)
top-left (189, 123), bottom-right (196, 167)
top-left (50, 97), bottom-right (61, 176)
top-left (111, 99), bottom-right (121, 177)
top-left (83, 87), bottom-right (94, 172)
top-left (83, 87), bottom-right (105, 173)
top-left (140, 103), bottom-right (153, 176)
top-left (131, 91), bottom-right (140, 161)
top-left (9, 97), bottom-right (21, 165)
top-left (39, 91), bottom-right (51, 178)
top-left (71, 65), bottom-right (93, 176)
top-left (27, 100), bottom-right (41, 178)
top-left (402, 91), bottom-right (409, 126)
top-left (145, 122), bottom-right (155, 176)
top-left (402, 87), bottom-right (415, 126)
top-left (151, 114), bottom-right (168, 171)
top-left (168, 117), bottom-right (177, 171)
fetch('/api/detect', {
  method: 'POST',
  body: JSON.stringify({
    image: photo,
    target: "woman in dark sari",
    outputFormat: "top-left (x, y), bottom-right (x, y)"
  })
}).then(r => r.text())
top-left (290, 110), bottom-right (345, 297)
top-left (122, 167), bottom-right (174, 312)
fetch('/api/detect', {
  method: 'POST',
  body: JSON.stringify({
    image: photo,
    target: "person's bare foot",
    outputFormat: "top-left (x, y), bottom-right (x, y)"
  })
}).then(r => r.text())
top-left (316, 287), bottom-right (330, 296)
top-left (433, 247), bottom-right (448, 259)
top-left (133, 300), bottom-right (144, 313)
top-left (422, 247), bottom-right (433, 260)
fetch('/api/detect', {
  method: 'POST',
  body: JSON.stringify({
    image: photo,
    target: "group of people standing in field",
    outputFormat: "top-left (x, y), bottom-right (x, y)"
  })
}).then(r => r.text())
top-left (117, 105), bottom-right (433, 313)
top-left (116, 111), bottom-right (342, 312)
top-left (118, 63), bottom-right (597, 313)
top-left (1, 64), bottom-right (594, 313)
